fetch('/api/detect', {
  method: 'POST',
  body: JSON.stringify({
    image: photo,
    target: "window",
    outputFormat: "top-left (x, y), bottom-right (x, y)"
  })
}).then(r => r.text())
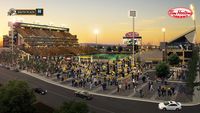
top-left (169, 104), bottom-right (177, 106)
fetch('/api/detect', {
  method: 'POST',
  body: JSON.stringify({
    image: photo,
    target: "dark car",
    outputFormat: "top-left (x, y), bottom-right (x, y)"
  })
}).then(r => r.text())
top-left (75, 91), bottom-right (93, 100)
top-left (34, 88), bottom-right (47, 95)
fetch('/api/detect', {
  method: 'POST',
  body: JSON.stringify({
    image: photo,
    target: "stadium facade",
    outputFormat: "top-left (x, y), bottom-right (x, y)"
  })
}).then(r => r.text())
top-left (166, 29), bottom-right (196, 64)
top-left (3, 22), bottom-right (79, 48)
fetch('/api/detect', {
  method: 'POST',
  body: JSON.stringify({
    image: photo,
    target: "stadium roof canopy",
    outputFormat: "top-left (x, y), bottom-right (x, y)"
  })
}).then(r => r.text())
top-left (168, 28), bottom-right (196, 46)
top-left (13, 22), bottom-right (69, 32)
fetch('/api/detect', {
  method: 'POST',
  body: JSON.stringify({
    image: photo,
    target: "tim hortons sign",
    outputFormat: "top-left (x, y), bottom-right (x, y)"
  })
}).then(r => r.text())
top-left (168, 7), bottom-right (193, 19)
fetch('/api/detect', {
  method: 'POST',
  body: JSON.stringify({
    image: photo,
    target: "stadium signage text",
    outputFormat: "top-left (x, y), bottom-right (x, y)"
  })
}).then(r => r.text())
top-left (8, 8), bottom-right (43, 16)
top-left (168, 7), bottom-right (193, 19)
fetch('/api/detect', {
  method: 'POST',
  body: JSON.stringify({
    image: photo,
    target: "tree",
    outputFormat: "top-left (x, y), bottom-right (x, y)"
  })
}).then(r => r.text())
top-left (54, 101), bottom-right (89, 113)
top-left (0, 80), bottom-right (36, 113)
top-left (118, 46), bottom-right (123, 52)
top-left (186, 47), bottom-right (199, 89)
top-left (112, 46), bottom-right (117, 51)
top-left (168, 53), bottom-right (180, 66)
top-left (156, 62), bottom-right (170, 80)
top-left (106, 46), bottom-right (112, 52)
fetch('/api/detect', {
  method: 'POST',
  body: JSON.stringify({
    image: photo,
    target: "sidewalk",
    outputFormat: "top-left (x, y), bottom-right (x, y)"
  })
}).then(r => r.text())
top-left (20, 70), bottom-right (199, 106)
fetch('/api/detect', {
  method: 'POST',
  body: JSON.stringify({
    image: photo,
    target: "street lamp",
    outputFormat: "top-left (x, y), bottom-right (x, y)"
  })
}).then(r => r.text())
top-left (162, 28), bottom-right (166, 62)
top-left (129, 10), bottom-right (136, 67)
top-left (94, 29), bottom-right (99, 49)
top-left (190, 4), bottom-right (197, 43)
top-left (162, 28), bottom-right (166, 42)
top-left (9, 18), bottom-right (16, 66)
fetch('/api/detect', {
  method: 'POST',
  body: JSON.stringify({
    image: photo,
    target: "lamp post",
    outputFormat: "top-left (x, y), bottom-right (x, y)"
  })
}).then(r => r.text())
top-left (190, 4), bottom-right (197, 44)
top-left (129, 10), bottom-right (136, 67)
top-left (162, 28), bottom-right (166, 62)
top-left (94, 29), bottom-right (99, 49)
top-left (9, 19), bottom-right (16, 66)
top-left (162, 28), bottom-right (166, 42)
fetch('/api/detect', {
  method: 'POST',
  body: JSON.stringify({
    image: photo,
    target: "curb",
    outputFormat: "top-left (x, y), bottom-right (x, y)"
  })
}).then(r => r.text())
top-left (20, 70), bottom-right (200, 107)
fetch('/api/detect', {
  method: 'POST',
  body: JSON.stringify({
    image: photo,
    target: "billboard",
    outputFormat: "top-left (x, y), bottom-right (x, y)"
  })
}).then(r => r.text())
top-left (123, 32), bottom-right (142, 46)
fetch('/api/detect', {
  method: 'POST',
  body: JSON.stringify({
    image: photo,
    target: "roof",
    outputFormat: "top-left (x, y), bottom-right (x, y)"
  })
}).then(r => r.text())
top-left (13, 22), bottom-right (69, 31)
top-left (168, 28), bottom-right (196, 44)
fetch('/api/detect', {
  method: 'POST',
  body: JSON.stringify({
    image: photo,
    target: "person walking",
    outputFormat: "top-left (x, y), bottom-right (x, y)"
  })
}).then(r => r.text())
top-left (117, 85), bottom-right (120, 92)
top-left (89, 82), bottom-right (93, 90)
top-left (118, 84), bottom-right (122, 92)
top-left (132, 78), bottom-right (135, 88)
top-left (139, 89), bottom-right (143, 98)
top-left (150, 84), bottom-right (154, 91)
top-left (128, 83), bottom-right (131, 90)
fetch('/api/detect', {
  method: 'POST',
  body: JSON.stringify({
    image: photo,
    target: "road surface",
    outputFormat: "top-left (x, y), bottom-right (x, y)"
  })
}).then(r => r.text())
top-left (0, 67), bottom-right (199, 113)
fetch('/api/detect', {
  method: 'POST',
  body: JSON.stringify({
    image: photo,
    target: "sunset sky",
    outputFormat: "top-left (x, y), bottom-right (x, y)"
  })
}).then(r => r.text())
top-left (0, 0), bottom-right (199, 46)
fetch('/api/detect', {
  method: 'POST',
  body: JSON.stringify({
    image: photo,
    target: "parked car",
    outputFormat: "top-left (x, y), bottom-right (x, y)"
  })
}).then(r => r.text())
top-left (158, 101), bottom-right (182, 111)
top-left (75, 91), bottom-right (93, 100)
top-left (34, 88), bottom-right (47, 95)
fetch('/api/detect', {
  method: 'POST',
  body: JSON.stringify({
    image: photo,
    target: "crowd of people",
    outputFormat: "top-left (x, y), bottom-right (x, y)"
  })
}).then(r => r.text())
top-left (14, 55), bottom-right (153, 93)
top-left (1, 51), bottom-right (178, 98)
top-left (157, 85), bottom-right (176, 97)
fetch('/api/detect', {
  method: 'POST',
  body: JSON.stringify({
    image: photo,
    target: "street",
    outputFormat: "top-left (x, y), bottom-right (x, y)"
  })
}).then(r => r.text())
top-left (0, 67), bottom-right (200, 113)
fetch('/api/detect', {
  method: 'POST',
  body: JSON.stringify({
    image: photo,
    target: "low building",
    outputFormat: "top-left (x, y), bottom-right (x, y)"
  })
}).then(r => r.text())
top-left (163, 28), bottom-right (195, 65)
top-left (139, 28), bottom-right (196, 65)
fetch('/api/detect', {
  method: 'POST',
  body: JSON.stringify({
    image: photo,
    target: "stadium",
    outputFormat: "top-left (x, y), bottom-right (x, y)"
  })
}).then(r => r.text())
top-left (3, 22), bottom-right (96, 56)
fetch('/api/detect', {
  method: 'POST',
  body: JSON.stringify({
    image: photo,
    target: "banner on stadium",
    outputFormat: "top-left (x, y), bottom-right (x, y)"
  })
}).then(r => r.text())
top-left (8, 8), bottom-right (44, 16)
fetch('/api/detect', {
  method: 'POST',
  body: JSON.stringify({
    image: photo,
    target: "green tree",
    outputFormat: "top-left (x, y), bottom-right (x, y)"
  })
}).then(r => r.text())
top-left (54, 101), bottom-right (89, 113)
top-left (112, 46), bottom-right (117, 51)
top-left (0, 80), bottom-right (36, 113)
top-left (186, 47), bottom-right (199, 89)
top-left (168, 53), bottom-right (180, 66)
top-left (156, 62), bottom-right (170, 80)
top-left (118, 46), bottom-right (123, 52)
top-left (106, 46), bottom-right (112, 52)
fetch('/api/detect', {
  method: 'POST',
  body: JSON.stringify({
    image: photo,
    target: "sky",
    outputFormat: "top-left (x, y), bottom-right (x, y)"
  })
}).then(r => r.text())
top-left (0, 0), bottom-right (200, 46)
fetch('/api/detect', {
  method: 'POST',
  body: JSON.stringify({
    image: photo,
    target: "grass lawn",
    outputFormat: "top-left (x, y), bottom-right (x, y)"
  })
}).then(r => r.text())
top-left (92, 54), bottom-right (130, 60)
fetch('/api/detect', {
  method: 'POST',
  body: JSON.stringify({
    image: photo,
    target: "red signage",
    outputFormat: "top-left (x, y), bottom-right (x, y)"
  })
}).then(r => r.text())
top-left (125, 32), bottom-right (139, 38)
top-left (168, 7), bottom-right (193, 19)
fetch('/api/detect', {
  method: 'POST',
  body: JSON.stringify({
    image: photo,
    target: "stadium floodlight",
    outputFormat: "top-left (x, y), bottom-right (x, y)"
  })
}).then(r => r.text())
top-left (129, 10), bottom-right (136, 67)
top-left (162, 28), bottom-right (166, 33)
top-left (190, 4), bottom-right (195, 21)
top-left (190, 4), bottom-right (197, 43)
top-left (94, 29), bottom-right (99, 35)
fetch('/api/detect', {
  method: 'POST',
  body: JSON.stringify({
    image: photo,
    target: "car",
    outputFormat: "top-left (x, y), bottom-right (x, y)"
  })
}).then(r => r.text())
top-left (14, 68), bottom-right (20, 72)
top-left (75, 91), bottom-right (93, 100)
top-left (158, 101), bottom-right (182, 111)
top-left (34, 88), bottom-right (47, 95)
